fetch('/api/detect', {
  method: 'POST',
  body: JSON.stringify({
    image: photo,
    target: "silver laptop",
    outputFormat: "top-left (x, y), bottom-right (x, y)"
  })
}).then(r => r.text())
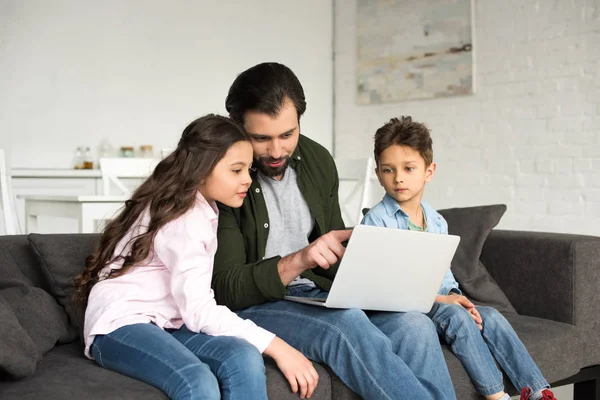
top-left (284, 224), bottom-right (460, 313)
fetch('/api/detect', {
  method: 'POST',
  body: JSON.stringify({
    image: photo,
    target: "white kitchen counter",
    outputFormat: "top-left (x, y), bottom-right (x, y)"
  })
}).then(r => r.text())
top-left (10, 169), bottom-right (145, 232)
top-left (11, 168), bottom-right (102, 178)
top-left (11, 168), bottom-right (154, 179)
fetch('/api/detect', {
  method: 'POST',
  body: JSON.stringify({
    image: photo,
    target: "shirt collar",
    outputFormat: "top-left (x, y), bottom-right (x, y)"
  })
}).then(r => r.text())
top-left (195, 191), bottom-right (218, 220)
top-left (288, 139), bottom-right (303, 169)
top-left (382, 193), bottom-right (407, 217)
top-left (382, 193), bottom-right (433, 221)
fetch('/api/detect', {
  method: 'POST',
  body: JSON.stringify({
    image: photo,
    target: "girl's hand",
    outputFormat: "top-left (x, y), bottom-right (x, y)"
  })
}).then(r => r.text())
top-left (436, 294), bottom-right (483, 330)
top-left (264, 337), bottom-right (319, 398)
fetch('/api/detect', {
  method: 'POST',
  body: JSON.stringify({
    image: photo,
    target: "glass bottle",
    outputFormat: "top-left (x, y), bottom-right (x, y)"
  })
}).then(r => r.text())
top-left (98, 138), bottom-right (114, 159)
top-left (73, 146), bottom-right (84, 169)
top-left (119, 146), bottom-right (135, 157)
top-left (83, 147), bottom-right (94, 169)
top-left (140, 145), bottom-right (154, 158)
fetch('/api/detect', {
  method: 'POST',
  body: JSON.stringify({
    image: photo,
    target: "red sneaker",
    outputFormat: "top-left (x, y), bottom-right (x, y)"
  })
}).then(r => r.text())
top-left (540, 389), bottom-right (557, 400)
top-left (520, 388), bottom-right (557, 400)
top-left (521, 388), bottom-right (533, 400)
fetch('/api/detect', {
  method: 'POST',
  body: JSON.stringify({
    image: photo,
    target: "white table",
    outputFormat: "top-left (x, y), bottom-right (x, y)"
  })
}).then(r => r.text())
top-left (11, 170), bottom-right (146, 233)
top-left (22, 195), bottom-right (129, 234)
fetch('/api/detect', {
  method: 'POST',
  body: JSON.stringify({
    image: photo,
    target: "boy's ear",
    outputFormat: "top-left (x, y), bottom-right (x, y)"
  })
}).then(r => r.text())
top-left (425, 162), bottom-right (436, 182)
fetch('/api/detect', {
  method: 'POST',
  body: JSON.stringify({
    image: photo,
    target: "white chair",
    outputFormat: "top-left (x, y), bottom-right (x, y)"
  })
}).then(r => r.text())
top-left (100, 157), bottom-right (158, 195)
top-left (0, 149), bottom-right (21, 234)
top-left (335, 157), bottom-right (376, 227)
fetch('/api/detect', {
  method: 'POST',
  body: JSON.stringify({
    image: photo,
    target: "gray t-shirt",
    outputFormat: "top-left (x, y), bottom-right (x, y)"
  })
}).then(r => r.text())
top-left (258, 168), bottom-right (316, 287)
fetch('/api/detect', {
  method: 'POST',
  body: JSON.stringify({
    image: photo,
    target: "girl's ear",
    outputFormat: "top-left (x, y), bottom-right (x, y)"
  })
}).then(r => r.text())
top-left (425, 162), bottom-right (436, 182)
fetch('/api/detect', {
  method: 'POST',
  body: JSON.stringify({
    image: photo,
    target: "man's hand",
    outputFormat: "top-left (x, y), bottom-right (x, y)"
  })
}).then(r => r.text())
top-left (278, 230), bottom-right (353, 285)
top-left (298, 229), bottom-right (352, 269)
top-left (436, 293), bottom-right (483, 330)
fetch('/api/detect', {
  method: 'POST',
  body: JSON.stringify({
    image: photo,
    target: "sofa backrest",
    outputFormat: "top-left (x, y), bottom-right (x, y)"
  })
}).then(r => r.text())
top-left (0, 235), bottom-right (51, 292)
top-left (0, 234), bottom-right (79, 376)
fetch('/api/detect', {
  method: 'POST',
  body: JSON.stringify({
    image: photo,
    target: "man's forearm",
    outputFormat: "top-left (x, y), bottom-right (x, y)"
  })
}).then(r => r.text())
top-left (277, 250), bottom-right (311, 285)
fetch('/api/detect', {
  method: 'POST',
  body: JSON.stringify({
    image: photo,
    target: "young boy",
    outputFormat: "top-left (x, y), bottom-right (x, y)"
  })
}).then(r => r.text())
top-left (361, 116), bottom-right (556, 400)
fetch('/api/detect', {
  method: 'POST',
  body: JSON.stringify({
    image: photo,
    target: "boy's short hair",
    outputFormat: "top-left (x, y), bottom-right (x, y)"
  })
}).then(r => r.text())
top-left (373, 116), bottom-right (433, 167)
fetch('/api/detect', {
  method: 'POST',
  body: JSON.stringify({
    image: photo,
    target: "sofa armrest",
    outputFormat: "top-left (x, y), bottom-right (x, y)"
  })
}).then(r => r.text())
top-left (481, 230), bottom-right (600, 329)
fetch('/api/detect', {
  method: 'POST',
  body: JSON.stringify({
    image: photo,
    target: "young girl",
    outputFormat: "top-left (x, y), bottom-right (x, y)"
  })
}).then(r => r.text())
top-left (73, 115), bottom-right (318, 400)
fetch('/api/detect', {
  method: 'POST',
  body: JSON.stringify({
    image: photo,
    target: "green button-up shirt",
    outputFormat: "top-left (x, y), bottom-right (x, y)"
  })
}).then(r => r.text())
top-left (212, 134), bottom-right (346, 310)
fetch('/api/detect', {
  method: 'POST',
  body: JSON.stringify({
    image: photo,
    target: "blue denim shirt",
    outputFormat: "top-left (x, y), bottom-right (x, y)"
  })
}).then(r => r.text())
top-left (361, 193), bottom-right (461, 296)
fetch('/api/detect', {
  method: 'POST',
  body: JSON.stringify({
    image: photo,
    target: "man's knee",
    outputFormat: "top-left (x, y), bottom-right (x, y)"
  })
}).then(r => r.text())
top-left (328, 308), bottom-right (371, 330)
top-left (320, 308), bottom-right (389, 350)
top-left (402, 311), bottom-right (435, 328)
top-left (400, 311), bottom-right (438, 341)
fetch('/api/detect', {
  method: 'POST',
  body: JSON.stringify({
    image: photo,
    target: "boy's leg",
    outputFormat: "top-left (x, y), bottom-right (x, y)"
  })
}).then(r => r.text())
top-left (477, 306), bottom-right (550, 394)
top-left (90, 323), bottom-right (220, 400)
top-left (237, 297), bottom-right (452, 400)
top-left (428, 302), bottom-right (506, 397)
top-left (170, 325), bottom-right (268, 400)
top-left (367, 310), bottom-right (456, 400)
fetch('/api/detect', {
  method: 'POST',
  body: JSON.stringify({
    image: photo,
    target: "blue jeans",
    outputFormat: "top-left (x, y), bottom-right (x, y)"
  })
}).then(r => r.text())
top-left (90, 323), bottom-right (267, 400)
top-left (236, 285), bottom-right (456, 400)
top-left (428, 303), bottom-right (550, 395)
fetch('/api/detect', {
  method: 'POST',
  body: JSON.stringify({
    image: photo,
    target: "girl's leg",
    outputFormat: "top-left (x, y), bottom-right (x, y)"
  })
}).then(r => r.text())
top-left (428, 302), bottom-right (506, 397)
top-left (478, 306), bottom-right (550, 395)
top-left (171, 326), bottom-right (268, 400)
top-left (91, 323), bottom-right (220, 400)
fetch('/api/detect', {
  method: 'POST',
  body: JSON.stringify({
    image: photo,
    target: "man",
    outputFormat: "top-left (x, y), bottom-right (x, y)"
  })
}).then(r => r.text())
top-left (213, 62), bottom-right (456, 400)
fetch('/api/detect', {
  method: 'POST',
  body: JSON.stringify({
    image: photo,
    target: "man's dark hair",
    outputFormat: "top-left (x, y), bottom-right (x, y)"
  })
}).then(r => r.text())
top-left (225, 62), bottom-right (307, 124)
top-left (373, 116), bottom-right (433, 167)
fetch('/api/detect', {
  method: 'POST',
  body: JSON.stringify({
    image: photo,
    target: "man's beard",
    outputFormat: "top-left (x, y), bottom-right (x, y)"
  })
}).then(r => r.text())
top-left (255, 156), bottom-right (290, 177)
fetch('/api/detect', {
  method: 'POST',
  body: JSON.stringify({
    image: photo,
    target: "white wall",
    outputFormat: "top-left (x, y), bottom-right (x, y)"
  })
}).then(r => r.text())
top-left (0, 0), bottom-right (333, 168)
top-left (334, 0), bottom-right (600, 236)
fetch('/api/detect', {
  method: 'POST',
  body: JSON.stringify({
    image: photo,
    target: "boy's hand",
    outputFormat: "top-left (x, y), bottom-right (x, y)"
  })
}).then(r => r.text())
top-left (435, 294), bottom-right (483, 330)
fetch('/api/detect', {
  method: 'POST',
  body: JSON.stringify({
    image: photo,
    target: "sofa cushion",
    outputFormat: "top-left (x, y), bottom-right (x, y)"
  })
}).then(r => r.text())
top-left (438, 205), bottom-right (517, 314)
top-left (0, 342), bottom-right (333, 399)
top-left (27, 234), bottom-right (100, 334)
top-left (0, 241), bottom-right (76, 355)
top-left (265, 358), bottom-right (332, 399)
top-left (445, 313), bottom-right (583, 399)
top-left (0, 296), bottom-right (40, 380)
top-left (0, 342), bottom-right (168, 399)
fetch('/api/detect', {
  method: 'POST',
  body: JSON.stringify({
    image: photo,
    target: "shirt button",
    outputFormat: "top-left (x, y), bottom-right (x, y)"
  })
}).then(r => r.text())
top-left (255, 188), bottom-right (261, 193)
top-left (297, 156), bottom-right (301, 160)
top-left (264, 223), bottom-right (269, 228)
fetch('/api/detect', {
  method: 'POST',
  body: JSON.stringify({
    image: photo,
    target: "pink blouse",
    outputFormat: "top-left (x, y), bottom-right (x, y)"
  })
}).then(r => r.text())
top-left (83, 192), bottom-right (275, 358)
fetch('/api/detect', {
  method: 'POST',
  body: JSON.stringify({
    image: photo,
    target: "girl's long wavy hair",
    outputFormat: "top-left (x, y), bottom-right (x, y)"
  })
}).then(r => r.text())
top-left (73, 114), bottom-right (248, 309)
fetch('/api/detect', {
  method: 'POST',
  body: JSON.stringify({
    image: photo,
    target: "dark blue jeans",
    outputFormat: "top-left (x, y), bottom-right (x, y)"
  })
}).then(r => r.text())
top-left (236, 285), bottom-right (456, 400)
top-left (91, 323), bottom-right (267, 400)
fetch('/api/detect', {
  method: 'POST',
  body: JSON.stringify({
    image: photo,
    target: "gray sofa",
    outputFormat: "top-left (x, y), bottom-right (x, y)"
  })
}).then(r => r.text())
top-left (1, 226), bottom-right (600, 399)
